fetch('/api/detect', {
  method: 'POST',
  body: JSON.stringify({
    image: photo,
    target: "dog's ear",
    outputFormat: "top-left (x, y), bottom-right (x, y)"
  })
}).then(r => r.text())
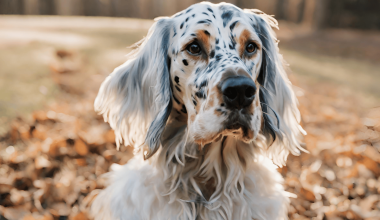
top-left (244, 9), bottom-right (307, 166)
top-left (94, 18), bottom-right (173, 160)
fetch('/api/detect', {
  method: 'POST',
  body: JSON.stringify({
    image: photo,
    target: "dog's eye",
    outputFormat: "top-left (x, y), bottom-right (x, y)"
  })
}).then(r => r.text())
top-left (245, 43), bottom-right (257, 54)
top-left (187, 42), bottom-right (201, 55)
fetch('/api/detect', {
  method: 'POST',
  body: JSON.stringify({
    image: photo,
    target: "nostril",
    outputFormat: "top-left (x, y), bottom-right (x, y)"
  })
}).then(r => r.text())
top-left (224, 87), bottom-right (238, 100)
top-left (245, 86), bottom-right (256, 98)
top-left (221, 76), bottom-right (256, 109)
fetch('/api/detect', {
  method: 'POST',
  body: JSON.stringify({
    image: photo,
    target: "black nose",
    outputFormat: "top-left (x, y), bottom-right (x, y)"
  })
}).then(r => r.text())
top-left (221, 76), bottom-right (256, 109)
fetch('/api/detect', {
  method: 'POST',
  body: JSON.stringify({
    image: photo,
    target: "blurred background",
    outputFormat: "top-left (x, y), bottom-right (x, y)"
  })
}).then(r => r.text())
top-left (1, 1), bottom-right (380, 220)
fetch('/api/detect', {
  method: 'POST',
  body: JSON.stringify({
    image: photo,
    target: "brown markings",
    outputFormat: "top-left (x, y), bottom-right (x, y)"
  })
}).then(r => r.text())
top-left (190, 114), bottom-right (196, 122)
top-left (195, 133), bottom-right (223, 147)
top-left (248, 82), bottom-right (261, 115)
top-left (238, 29), bottom-right (251, 57)
top-left (196, 29), bottom-right (210, 54)
top-left (195, 177), bottom-right (216, 201)
top-left (195, 96), bottom-right (201, 113)
top-left (238, 29), bottom-right (260, 59)
top-left (236, 145), bottom-right (247, 167)
top-left (205, 87), bottom-right (224, 113)
top-left (214, 109), bottom-right (222, 116)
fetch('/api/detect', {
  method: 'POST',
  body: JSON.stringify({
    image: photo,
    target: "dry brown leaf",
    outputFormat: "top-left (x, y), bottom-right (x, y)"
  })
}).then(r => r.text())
top-left (72, 212), bottom-right (89, 220)
top-left (74, 139), bottom-right (89, 156)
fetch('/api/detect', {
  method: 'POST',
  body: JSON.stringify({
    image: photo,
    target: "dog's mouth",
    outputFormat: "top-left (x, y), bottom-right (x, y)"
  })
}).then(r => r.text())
top-left (225, 123), bottom-right (249, 137)
top-left (194, 122), bottom-right (254, 148)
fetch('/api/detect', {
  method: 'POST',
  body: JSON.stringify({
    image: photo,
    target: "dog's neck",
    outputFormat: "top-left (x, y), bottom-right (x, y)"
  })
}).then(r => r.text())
top-left (154, 123), bottom-right (266, 205)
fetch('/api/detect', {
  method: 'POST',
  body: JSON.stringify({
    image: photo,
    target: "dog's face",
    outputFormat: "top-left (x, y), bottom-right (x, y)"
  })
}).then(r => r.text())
top-left (95, 2), bottom-right (305, 164)
top-left (168, 4), bottom-right (264, 146)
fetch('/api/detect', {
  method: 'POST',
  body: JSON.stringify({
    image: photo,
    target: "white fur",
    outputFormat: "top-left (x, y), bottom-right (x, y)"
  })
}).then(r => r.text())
top-left (92, 137), bottom-right (289, 220)
top-left (92, 2), bottom-right (305, 220)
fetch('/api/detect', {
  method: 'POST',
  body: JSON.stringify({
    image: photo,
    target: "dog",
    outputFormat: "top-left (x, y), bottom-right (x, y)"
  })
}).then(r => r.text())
top-left (92, 2), bottom-right (306, 220)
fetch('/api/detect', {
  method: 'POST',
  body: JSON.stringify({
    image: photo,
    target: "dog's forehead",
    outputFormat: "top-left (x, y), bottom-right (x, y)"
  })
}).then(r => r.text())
top-left (172, 3), bottom-right (256, 38)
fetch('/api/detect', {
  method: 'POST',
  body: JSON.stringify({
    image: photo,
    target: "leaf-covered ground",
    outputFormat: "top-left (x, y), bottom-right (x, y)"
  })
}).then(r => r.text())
top-left (0, 16), bottom-right (380, 220)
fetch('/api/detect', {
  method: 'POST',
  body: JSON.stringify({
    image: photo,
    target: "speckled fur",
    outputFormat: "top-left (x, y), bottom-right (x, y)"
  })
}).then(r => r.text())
top-left (92, 2), bottom-right (306, 220)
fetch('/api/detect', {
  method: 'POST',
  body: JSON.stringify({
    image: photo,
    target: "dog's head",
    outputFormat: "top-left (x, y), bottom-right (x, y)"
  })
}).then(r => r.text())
top-left (95, 2), bottom-right (305, 166)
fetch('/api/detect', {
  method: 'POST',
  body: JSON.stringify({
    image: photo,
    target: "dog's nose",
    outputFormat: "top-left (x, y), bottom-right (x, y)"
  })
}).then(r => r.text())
top-left (221, 76), bottom-right (256, 109)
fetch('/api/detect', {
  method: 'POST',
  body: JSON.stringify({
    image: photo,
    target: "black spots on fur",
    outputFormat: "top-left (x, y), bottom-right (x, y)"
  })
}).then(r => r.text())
top-left (175, 85), bottom-right (181, 92)
top-left (223, 42), bottom-right (226, 48)
top-left (181, 31), bottom-right (186, 37)
top-left (229, 20), bottom-right (238, 31)
top-left (193, 99), bottom-right (197, 106)
top-left (195, 90), bottom-right (205, 99)
top-left (182, 59), bottom-right (188, 66)
top-left (174, 76), bottom-right (180, 84)
top-left (229, 35), bottom-right (236, 50)
top-left (229, 33), bottom-right (237, 47)
top-left (173, 95), bottom-right (181, 105)
top-left (216, 108), bottom-right (227, 116)
top-left (202, 12), bottom-right (209, 16)
top-left (247, 62), bottom-right (255, 73)
top-left (199, 80), bottom-right (208, 89)
top-left (192, 14), bottom-right (195, 18)
top-left (215, 38), bottom-right (219, 44)
top-left (195, 67), bottom-right (201, 75)
top-left (190, 33), bottom-right (196, 37)
top-left (186, 8), bottom-right (193, 13)
top-left (218, 28), bottom-right (221, 35)
top-left (186, 17), bottom-right (190, 22)
top-left (181, 105), bottom-right (187, 114)
top-left (206, 60), bottom-right (216, 73)
top-left (210, 50), bottom-right (215, 58)
top-left (171, 48), bottom-right (175, 55)
top-left (172, 27), bottom-right (177, 37)
top-left (215, 54), bottom-right (223, 61)
top-left (204, 30), bottom-right (210, 36)
top-left (221, 10), bottom-right (234, 27)
top-left (180, 22), bottom-right (184, 29)
top-left (197, 19), bottom-right (212, 24)
top-left (215, 46), bottom-right (221, 51)
top-left (205, 8), bottom-right (215, 18)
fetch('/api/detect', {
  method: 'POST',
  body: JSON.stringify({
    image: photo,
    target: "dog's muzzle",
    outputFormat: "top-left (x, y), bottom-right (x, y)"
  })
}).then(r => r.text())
top-left (221, 76), bottom-right (256, 110)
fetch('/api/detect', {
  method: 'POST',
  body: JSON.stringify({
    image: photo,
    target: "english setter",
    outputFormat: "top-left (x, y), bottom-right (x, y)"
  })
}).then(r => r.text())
top-left (92, 2), bottom-right (305, 220)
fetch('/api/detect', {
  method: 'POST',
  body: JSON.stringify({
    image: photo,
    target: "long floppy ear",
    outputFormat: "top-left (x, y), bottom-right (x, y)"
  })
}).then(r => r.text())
top-left (244, 9), bottom-right (307, 166)
top-left (94, 18), bottom-right (173, 159)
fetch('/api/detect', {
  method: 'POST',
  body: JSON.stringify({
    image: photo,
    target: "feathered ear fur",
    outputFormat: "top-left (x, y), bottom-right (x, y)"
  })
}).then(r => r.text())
top-left (245, 9), bottom-right (307, 166)
top-left (94, 18), bottom-right (173, 159)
